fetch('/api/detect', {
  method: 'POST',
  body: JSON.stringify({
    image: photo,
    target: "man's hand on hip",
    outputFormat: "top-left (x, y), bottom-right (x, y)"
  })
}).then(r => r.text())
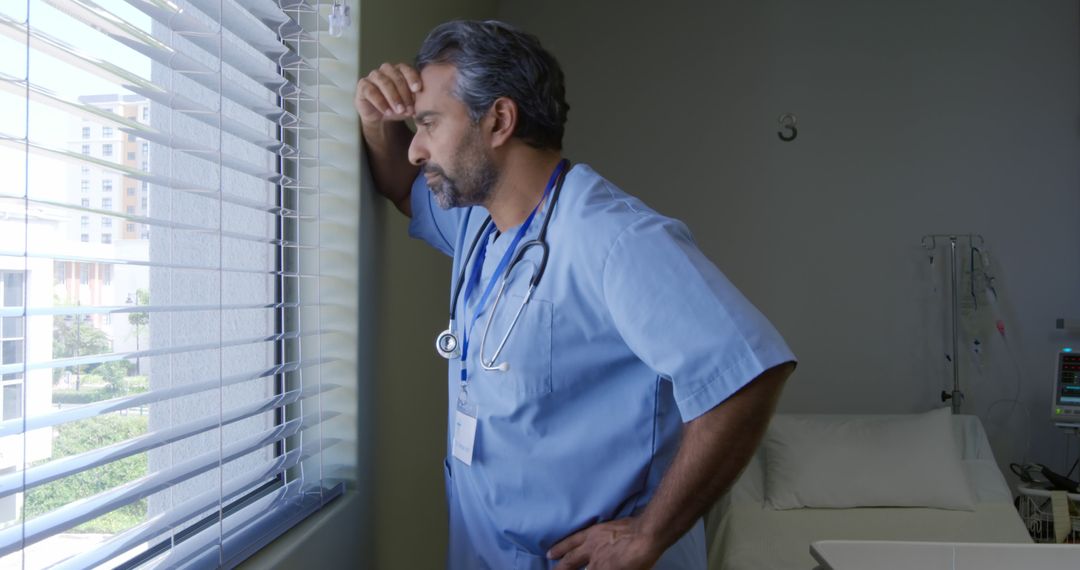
top-left (547, 516), bottom-right (662, 570)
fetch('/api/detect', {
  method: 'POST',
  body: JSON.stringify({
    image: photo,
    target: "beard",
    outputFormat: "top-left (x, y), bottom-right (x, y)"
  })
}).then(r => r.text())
top-left (425, 128), bottom-right (498, 210)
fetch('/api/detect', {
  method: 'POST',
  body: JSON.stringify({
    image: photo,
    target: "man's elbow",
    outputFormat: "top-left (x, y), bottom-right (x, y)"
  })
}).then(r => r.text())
top-left (757, 361), bottom-right (795, 393)
top-left (690, 361), bottom-right (794, 433)
top-left (723, 361), bottom-right (794, 421)
top-left (735, 361), bottom-right (793, 402)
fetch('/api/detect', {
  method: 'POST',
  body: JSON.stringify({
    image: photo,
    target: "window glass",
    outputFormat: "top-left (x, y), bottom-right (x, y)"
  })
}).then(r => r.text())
top-left (2, 383), bottom-right (22, 421)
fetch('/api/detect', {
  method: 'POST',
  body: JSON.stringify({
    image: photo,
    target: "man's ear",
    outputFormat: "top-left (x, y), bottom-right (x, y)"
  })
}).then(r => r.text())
top-left (487, 97), bottom-right (517, 148)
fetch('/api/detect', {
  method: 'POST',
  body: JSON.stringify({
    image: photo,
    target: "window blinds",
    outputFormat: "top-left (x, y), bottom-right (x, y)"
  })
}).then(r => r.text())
top-left (0, 0), bottom-right (356, 567)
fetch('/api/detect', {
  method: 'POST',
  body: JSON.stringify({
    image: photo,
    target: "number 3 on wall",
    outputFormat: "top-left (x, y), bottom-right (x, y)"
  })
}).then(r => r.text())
top-left (778, 113), bottom-right (798, 142)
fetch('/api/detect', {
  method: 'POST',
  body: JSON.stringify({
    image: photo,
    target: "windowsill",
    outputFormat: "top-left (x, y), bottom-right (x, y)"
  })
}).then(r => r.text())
top-left (235, 489), bottom-right (366, 569)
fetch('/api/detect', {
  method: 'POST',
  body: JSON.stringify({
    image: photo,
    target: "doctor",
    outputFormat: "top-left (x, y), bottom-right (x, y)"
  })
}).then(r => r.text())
top-left (356, 20), bottom-right (796, 570)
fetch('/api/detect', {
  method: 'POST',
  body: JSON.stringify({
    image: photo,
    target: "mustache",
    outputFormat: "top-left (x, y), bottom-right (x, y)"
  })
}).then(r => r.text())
top-left (422, 164), bottom-right (448, 178)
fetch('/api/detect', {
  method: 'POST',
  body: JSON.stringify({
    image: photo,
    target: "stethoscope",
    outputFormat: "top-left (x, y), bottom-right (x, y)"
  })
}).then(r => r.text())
top-left (435, 160), bottom-right (570, 373)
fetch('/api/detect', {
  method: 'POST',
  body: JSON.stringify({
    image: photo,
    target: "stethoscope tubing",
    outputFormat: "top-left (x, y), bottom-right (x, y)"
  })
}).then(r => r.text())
top-left (479, 257), bottom-right (540, 371)
top-left (448, 162), bottom-right (568, 322)
top-left (438, 161), bottom-right (569, 366)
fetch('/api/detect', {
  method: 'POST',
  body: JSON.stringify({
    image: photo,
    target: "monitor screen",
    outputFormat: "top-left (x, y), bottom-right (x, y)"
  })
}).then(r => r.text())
top-left (1053, 349), bottom-right (1080, 425)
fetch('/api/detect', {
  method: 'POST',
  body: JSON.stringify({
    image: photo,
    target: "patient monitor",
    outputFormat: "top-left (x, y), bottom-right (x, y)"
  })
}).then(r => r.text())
top-left (1052, 348), bottom-right (1080, 429)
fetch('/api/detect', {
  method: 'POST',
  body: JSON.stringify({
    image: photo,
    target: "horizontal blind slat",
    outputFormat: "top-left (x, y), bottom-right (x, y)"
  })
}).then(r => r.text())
top-left (0, 73), bottom-right (296, 181)
top-left (0, 136), bottom-right (315, 214)
top-left (0, 195), bottom-right (308, 249)
top-left (151, 479), bottom-right (308, 570)
top-left (0, 134), bottom-right (214, 191)
top-left (0, 301), bottom-right (305, 318)
top-left (0, 250), bottom-right (320, 277)
top-left (40, 0), bottom-right (303, 121)
top-left (50, 448), bottom-right (308, 570)
top-left (188, 0), bottom-right (311, 53)
top-left (0, 412), bottom-right (334, 557)
top-left (0, 14), bottom-right (294, 148)
top-left (0, 328), bottom-right (326, 375)
top-left (218, 483), bottom-right (345, 569)
top-left (0, 357), bottom-right (331, 438)
top-left (0, 386), bottom-right (315, 499)
top-left (127, 0), bottom-right (316, 68)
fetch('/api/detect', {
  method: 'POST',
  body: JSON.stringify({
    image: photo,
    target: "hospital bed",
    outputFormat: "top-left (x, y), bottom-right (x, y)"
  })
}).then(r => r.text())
top-left (705, 409), bottom-right (1034, 570)
top-left (810, 540), bottom-right (1080, 569)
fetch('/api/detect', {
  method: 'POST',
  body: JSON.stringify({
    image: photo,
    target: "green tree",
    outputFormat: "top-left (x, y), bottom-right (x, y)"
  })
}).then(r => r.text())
top-left (96, 360), bottom-right (134, 395)
top-left (23, 415), bottom-right (149, 533)
top-left (52, 317), bottom-right (112, 384)
top-left (127, 288), bottom-right (149, 375)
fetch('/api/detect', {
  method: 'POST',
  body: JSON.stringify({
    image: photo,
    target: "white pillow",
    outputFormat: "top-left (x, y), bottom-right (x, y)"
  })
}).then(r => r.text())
top-left (763, 407), bottom-right (976, 511)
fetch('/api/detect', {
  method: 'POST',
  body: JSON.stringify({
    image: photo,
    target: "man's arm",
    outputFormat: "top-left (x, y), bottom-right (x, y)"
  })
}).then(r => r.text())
top-left (355, 63), bottom-right (422, 217)
top-left (548, 361), bottom-right (794, 570)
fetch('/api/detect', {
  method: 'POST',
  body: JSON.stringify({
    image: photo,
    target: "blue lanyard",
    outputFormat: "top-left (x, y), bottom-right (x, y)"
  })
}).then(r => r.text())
top-left (458, 161), bottom-right (567, 386)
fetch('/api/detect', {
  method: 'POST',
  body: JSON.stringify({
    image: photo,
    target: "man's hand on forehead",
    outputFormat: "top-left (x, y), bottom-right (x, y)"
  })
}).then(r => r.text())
top-left (354, 63), bottom-right (423, 125)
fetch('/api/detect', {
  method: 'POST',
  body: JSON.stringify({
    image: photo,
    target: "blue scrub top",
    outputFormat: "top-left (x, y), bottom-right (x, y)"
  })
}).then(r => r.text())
top-left (409, 164), bottom-right (795, 569)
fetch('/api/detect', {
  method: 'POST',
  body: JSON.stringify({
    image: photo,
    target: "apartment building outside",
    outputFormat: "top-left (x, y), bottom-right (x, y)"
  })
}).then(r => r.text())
top-left (62, 95), bottom-right (150, 365)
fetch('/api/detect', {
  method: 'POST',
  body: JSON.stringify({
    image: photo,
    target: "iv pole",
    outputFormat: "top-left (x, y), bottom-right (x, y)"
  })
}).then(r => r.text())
top-left (947, 237), bottom-right (962, 412)
top-left (922, 233), bottom-right (984, 413)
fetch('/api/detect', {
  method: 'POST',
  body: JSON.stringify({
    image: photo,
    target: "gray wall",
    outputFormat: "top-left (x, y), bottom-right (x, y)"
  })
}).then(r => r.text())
top-left (497, 0), bottom-right (1080, 476)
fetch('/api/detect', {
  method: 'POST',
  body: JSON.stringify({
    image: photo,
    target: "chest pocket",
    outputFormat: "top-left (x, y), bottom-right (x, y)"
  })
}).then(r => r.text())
top-left (479, 292), bottom-right (552, 399)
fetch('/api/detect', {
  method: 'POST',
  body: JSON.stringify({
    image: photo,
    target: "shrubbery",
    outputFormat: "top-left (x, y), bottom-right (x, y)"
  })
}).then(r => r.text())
top-left (52, 386), bottom-right (110, 405)
top-left (24, 415), bottom-right (149, 533)
top-left (53, 376), bottom-right (149, 405)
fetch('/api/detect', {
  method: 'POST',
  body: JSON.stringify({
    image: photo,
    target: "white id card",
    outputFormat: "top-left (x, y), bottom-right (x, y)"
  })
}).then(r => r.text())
top-left (452, 409), bottom-right (477, 466)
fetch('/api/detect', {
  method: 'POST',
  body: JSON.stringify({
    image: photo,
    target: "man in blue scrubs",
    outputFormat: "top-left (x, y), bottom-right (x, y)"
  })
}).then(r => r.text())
top-left (355, 20), bottom-right (796, 569)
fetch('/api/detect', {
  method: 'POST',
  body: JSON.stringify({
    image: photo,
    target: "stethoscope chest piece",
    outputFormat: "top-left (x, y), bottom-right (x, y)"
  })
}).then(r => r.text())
top-left (436, 327), bottom-right (460, 359)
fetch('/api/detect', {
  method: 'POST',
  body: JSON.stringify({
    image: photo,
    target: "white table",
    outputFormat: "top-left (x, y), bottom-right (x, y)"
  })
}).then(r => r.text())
top-left (810, 540), bottom-right (1080, 570)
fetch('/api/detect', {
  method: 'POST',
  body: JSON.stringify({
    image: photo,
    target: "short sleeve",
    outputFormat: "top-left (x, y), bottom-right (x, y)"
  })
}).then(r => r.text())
top-left (408, 174), bottom-right (466, 257)
top-left (601, 215), bottom-right (796, 422)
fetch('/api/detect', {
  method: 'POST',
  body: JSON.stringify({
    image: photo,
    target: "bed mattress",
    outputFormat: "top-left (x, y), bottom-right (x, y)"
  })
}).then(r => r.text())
top-left (705, 414), bottom-right (1032, 570)
top-left (709, 501), bottom-right (1031, 570)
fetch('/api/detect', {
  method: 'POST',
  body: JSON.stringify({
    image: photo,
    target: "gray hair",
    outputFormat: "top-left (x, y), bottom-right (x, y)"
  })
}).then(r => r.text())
top-left (416, 20), bottom-right (569, 150)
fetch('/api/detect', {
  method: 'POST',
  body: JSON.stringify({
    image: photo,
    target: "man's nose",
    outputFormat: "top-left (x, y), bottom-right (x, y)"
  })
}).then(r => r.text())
top-left (408, 134), bottom-right (427, 166)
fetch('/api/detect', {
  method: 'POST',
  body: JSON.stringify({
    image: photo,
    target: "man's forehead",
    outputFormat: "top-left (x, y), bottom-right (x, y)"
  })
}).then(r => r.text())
top-left (415, 63), bottom-right (460, 112)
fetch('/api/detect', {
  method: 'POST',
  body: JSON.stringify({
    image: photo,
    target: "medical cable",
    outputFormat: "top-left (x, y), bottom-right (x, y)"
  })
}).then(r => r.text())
top-left (969, 251), bottom-right (1031, 464)
top-left (980, 278), bottom-right (1032, 464)
top-left (1067, 441), bottom-right (1079, 479)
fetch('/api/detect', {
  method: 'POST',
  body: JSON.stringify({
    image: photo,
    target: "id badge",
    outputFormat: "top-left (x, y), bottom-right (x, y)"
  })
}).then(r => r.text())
top-left (452, 388), bottom-right (477, 466)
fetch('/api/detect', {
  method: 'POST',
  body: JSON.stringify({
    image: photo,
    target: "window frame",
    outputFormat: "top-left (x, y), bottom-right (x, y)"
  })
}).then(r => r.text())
top-left (0, 0), bottom-right (350, 563)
